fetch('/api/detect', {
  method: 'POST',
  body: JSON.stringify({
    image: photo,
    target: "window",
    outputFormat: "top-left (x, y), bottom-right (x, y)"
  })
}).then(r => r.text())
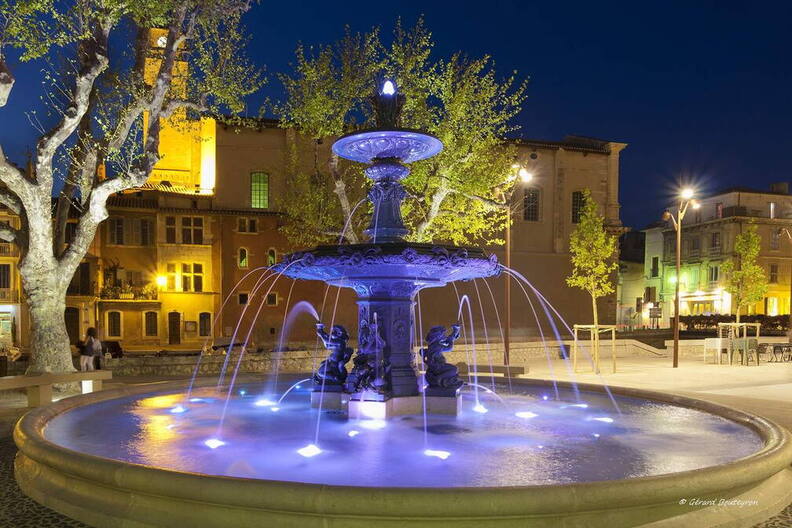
top-left (523, 187), bottom-right (541, 222)
top-left (770, 264), bottom-right (779, 283)
top-left (140, 219), bottom-right (154, 246)
top-left (238, 217), bottom-right (258, 233)
top-left (265, 292), bottom-right (277, 306)
top-left (643, 286), bottom-right (656, 303)
top-left (0, 263), bottom-right (10, 289)
top-left (710, 232), bottom-right (721, 250)
top-left (708, 265), bottom-right (720, 283)
top-left (238, 217), bottom-right (247, 232)
top-left (650, 257), bottom-right (659, 278)
top-left (635, 297), bottom-right (643, 312)
top-left (238, 292), bottom-right (249, 305)
top-left (251, 172), bottom-right (269, 209)
top-left (771, 229), bottom-right (781, 250)
top-left (691, 237), bottom-right (700, 253)
top-left (107, 311), bottom-right (121, 338)
top-left (571, 191), bottom-right (585, 224)
top-left (144, 311), bottom-right (158, 337)
top-left (238, 248), bottom-right (249, 268)
top-left (267, 248), bottom-right (277, 267)
top-left (166, 263), bottom-right (177, 290)
top-left (181, 263), bottom-right (203, 292)
top-left (715, 203), bottom-right (723, 219)
top-left (199, 312), bottom-right (211, 337)
top-left (770, 202), bottom-right (777, 219)
top-left (181, 217), bottom-right (204, 244)
top-left (248, 218), bottom-right (257, 232)
top-left (165, 217), bottom-right (176, 244)
top-left (109, 218), bottom-right (124, 245)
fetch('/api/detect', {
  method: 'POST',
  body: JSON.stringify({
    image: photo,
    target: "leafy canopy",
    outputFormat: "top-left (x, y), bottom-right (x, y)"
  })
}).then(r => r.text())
top-left (566, 188), bottom-right (618, 299)
top-left (722, 223), bottom-right (768, 319)
top-left (276, 18), bottom-right (528, 246)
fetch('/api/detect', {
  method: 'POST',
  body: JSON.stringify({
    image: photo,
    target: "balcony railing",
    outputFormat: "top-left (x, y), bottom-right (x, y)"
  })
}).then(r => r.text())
top-left (0, 288), bottom-right (19, 302)
top-left (100, 284), bottom-right (159, 301)
top-left (709, 246), bottom-right (722, 256)
top-left (0, 243), bottom-right (19, 257)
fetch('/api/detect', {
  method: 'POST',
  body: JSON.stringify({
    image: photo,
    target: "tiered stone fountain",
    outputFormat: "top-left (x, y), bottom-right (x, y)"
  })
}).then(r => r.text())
top-left (276, 80), bottom-right (498, 416)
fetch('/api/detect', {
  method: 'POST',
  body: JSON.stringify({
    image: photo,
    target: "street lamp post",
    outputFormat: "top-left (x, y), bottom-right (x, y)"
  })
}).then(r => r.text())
top-left (504, 165), bottom-right (533, 366)
top-left (663, 188), bottom-right (700, 368)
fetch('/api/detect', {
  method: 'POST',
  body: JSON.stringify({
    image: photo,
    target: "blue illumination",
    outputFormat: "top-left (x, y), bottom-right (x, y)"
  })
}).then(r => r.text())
top-left (348, 430), bottom-right (360, 437)
top-left (170, 405), bottom-right (187, 414)
top-left (515, 411), bottom-right (538, 419)
top-left (297, 444), bottom-right (322, 457)
top-left (254, 398), bottom-right (276, 407)
top-left (593, 417), bottom-right (614, 423)
top-left (424, 449), bottom-right (450, 460)
top-left (472, 404), bottom-right (488, 414)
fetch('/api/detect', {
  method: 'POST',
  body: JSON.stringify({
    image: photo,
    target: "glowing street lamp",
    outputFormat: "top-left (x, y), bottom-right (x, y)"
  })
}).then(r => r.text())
top-left (662, 188), bottom-right (700, 368)
top-left (518, 168), bottom-right (533, 183)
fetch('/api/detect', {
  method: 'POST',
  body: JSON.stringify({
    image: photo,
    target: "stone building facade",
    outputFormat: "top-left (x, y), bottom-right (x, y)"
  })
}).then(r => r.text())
top-left (638, 185), bottom-right (792, 327)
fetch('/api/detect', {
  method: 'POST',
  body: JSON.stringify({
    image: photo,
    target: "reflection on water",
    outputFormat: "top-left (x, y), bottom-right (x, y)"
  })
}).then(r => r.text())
top-left (44, 380), bottom-right (764, 488)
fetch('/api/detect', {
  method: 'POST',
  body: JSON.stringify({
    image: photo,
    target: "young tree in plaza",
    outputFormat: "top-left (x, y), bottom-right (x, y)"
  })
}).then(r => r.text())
top-left (0, 0), bottom-right (262, 374)
top-left (566, 189), bottom-right (617, 366)
top-left (277, 18), bottom-right (527, 246)
top-left (722, 223), bottom-right (768, 323)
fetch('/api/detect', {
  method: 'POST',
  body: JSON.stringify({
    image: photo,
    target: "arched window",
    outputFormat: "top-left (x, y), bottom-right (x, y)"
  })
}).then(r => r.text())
top-left (238, 247), bottom-right (249, 268)
top-left (523, 187), bottom-right (541, 222)
top-left (571, 190), bottom-right (585, 224)
top-left (144, 311), bottom-right (158, 337)
top-left (267, 248), bottom-right (277, 267)
top-left (106, 311), bottom-right (122, 338)
top-left (199, 312), bottom-right (211, 337)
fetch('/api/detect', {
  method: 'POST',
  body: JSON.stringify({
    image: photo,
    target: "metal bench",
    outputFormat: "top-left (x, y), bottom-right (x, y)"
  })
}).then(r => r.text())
top-left (0, 370), bottom-right (112, 407)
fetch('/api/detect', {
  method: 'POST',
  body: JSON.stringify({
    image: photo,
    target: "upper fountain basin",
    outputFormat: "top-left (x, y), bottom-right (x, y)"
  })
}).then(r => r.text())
top-left (332, 129), bottom-right (443, 164)
top-left (275, 243), bottom-right (499, 295)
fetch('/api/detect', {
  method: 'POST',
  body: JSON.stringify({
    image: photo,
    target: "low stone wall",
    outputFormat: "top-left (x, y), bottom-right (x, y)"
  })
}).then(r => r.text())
top-left (103, 350), bottom-right (316, 377)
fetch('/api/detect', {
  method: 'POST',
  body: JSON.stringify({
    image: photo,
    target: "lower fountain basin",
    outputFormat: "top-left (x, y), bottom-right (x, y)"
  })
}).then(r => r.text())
top-left (15, 377), bottom-right (792, 527)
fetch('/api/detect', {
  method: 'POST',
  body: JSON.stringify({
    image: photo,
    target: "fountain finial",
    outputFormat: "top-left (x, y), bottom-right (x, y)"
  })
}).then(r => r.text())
top-left (372, 79), bottom-right (405, 129)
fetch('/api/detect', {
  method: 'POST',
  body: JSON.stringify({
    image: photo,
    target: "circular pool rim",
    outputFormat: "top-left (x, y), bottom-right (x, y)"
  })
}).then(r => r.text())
top-left (14, 377), bottom-right (792, 527)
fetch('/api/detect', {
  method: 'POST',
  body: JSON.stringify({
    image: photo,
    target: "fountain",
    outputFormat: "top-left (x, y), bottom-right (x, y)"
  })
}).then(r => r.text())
top-left (274, 79), bottom-right (498, 416)
top-left (12, 81), bottom-right (792, 528)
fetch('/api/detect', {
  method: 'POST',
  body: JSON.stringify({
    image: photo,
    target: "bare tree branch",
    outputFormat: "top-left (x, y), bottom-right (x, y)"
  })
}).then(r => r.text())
top-left (0, 188), bottom-right (21, 214)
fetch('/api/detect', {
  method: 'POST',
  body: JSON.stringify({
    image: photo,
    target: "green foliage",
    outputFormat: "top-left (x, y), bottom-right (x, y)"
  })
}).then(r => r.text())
top-left (566, 189), bottom-right (617, 300)
top-left (722, 223), bottom-right (768, 320)
top-left (276, 18), bottom-right (527, 245)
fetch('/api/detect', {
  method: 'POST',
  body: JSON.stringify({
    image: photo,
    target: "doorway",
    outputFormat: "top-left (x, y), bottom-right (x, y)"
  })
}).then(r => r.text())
top-left (168, 312), bottom-right (181, 345)
top-left (65, 307), bottom-right (80, 345)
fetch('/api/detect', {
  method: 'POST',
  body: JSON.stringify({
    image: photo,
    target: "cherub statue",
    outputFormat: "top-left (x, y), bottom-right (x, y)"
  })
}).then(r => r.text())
top-left (314, 323), bottom-right (353, 386)
top-left (421, 324), bottom-right (464, 393)
top-left (345, 314), bottom-right (390, 394)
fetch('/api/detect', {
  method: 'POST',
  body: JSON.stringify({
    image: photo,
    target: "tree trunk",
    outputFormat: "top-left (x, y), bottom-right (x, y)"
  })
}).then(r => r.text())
top-left (736, 309), bottom-right (741, 324)
top-left (591, 293), bottom-right (600, 374)
top-left (21, 269), bottom-right (74, 374)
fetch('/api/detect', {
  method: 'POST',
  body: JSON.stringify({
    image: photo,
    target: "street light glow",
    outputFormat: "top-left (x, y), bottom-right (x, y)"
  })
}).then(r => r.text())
top-left (680, 188), bottom-right (694, 200)
top-left (382, 80), bottom-right (395, 95)
top-left (518, 168), bottom-right (533, 183)
top-left (691, 199), bottom-right (701, 209)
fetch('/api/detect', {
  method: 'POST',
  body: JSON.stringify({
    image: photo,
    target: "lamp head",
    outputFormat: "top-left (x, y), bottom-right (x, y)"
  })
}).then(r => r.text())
top-left (662, 210), bottom-right (672, 221)
top-left (681, 188), bottom-right (695, 200)
top-left (691, 199), bottom-right (701, 209)
top-left (518, 168), bottom-right (533, 183)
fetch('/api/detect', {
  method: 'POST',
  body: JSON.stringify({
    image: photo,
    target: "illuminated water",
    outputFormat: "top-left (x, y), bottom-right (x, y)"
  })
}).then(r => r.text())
top-left (44, 378), bottom-right (763, 487)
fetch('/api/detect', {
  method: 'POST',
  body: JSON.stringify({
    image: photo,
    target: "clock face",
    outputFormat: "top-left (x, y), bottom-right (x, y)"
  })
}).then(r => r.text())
top-left (156, 35), bottom-right (168, 48)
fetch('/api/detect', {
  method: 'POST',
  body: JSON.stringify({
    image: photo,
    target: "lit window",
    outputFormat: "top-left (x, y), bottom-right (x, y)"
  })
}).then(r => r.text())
top-left (144, 312), bottom-right (158, 337)
top-left (267, 248), bottom-right (276, 267)
top-left (770, 264), bottom-right (779, 283)
top-left (770, 202), bottom-right (777, 219)
top-left (251, 172), bottom-right (269, 209)
top-left (181, 263), bottom-right (204, 292)
top-left (571, 191), bottom-right (585, 224)
top-left (166, 263), bottom-right (177, 290)
top-left (199, 312), bottom-right (211, 337)
top-left (239, 248), bottom-right (249, 268)
top-left (523, 188), bottom-right (540, 222)
top-left (708, 265), bottom-right (720, 283)
top-left (107, 311), bottom-right (122, 338)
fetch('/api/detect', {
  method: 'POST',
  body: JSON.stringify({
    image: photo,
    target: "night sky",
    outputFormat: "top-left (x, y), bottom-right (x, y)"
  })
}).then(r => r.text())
top-left (1, 0), bottom-right (790, 229)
